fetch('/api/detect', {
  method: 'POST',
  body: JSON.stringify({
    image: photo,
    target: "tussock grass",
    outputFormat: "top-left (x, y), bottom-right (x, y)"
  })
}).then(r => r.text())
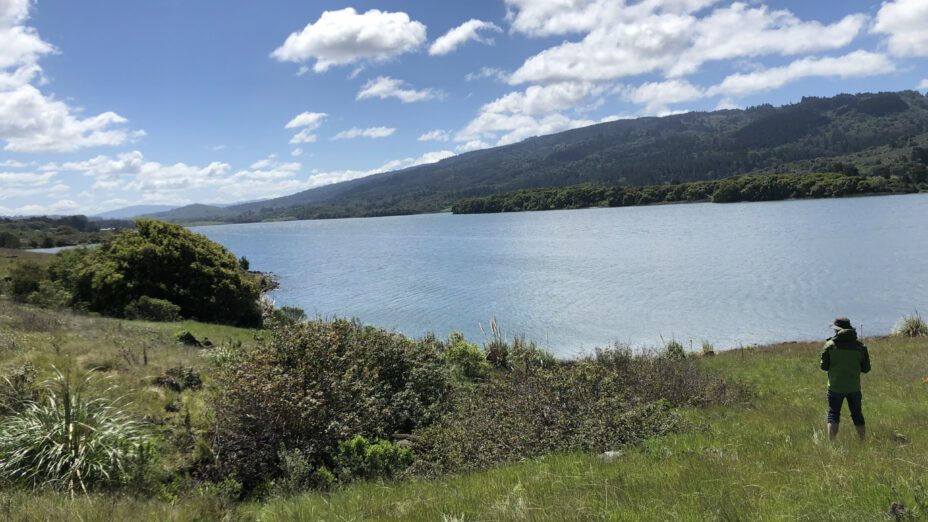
top-left (893, 311), bottom-right (928, 338)
top-left (0, 369), bottom-right (150, 493)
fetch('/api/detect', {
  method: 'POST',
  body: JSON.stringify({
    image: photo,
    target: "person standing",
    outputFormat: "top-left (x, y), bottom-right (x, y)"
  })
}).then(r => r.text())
top-left (820, 317), bottom-right (871, 440)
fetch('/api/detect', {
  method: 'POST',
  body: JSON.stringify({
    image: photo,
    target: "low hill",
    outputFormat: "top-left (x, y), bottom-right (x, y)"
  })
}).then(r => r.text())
top-left (153, 90), bottom-right (928, 223)
top-left (146, 203), bottom-right (237, 223)
top-left (93, 205), bottom-right (176, 220)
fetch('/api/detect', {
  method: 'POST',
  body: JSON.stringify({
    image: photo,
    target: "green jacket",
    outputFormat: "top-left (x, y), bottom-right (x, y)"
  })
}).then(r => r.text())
top-left (820, 328), bottom-right (871, 393)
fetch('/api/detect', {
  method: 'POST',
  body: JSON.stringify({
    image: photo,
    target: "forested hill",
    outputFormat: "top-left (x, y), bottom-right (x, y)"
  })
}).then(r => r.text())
top-left (152, 90), bottom-right (928, 223)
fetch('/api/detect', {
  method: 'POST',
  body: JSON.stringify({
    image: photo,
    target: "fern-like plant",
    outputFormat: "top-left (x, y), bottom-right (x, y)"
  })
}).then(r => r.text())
top-left (0, 368), bottom-right (151, 494)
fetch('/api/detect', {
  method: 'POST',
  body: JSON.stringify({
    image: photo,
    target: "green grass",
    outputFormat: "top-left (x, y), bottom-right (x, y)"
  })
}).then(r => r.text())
top-left (0, 248), bottom-right (51, 279)
top-left (1, 302), bottom-right (926, 521)
top-left (240, 337), bottom-right (928, 521)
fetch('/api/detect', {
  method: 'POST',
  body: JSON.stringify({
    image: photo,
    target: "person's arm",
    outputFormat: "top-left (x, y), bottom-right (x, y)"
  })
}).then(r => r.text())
top-left (820, 345), bottom-right (831, 371)
top-left (861, 345), bottom-right (871, 373)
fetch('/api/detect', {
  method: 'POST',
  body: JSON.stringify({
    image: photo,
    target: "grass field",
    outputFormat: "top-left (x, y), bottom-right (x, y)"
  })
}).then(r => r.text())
top-left (0, 248), bottom-right (51, 279)
top-left (1, 302), bottom-right (926, 521)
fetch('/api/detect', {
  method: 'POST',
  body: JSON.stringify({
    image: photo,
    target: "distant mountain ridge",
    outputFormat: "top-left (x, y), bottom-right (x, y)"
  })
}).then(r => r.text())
top-left (151, 90), bottom-right (928, 224)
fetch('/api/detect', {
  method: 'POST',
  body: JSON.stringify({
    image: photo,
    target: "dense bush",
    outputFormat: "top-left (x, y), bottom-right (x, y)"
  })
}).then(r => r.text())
top-left (124, 296), bottom-right (182, 322)
top-left (0, 369), bottom-right (152, 493)
top-left (209, 319), bottom-right (451, 492)
top-left (208, 317), bottom-right (742, 492)
top-left (48, 219), bottom-right (261, 326)
top-left (8, 262), bottom-right (46, 302)
top-left (410, 344), bottom-right (742, 477)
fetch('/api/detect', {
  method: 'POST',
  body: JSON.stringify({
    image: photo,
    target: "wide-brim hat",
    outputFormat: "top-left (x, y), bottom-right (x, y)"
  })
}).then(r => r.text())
top-left (831, 317), bottom-right (853, 331)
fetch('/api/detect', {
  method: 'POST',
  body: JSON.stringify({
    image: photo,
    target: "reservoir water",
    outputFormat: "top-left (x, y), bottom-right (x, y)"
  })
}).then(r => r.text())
top-left (193, 194), bottom-right (928, 356)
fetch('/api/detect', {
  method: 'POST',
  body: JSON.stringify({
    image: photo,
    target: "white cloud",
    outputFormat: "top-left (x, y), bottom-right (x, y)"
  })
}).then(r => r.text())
top-left (0, 158), bottom-right (34, 168)
top-left (285, 111), bottom-right (327, 144)
top-left (0, 1), bottom-right (139, 153)
top-left (458, 111), bottom-right (596, 147)
top-left (464, 67), bottom-right (509, 82)
top-left (669, 5), bottom-right (868, 77)
top-left (708, 51), bottom-right (895, 97)
top-left (0, 183), bottom-right (68, 202)
top-left (621, 79), bottom-right (705, 114)
top-left (872, 0), bottom-right (928, 57)
top-left (507, 1), bottom-right (868, 84)
top-left (0, 85), bottom-right (142, 152)
top-left (483, 82), bottom-right (605, 116)
top-left (0, 0), bottom-right (54, 71)
top-left (332, 126), bottom-right (396, 140)
top-left (304, 150), bottom-right (455, 189)
top-left (357, 76), bottom-right (443, 103)
top-left (59, 150), bottom-right (144, 189)
top-left (271, 8), bottom-right (427, 72)
top-left (418, 130), bottom-right (451, 142)
top-left (291, 147), bottom-right (303, 157)
top-left (429, 19), bottom-right (502, 56)
top-left (4, 198), bottom-right (80, 215)
top-left (285, 111), bottom-right (327, 129)
top-left (918, 79), bottom-right (928, 91)
top-left (0, 170), bottom-right (56, 186)
top-left (456, 140), bottom-right (492, 153)
top-left (40, 147), bottom-right (458, 210)
top-left (456, 82), bottom-right (603, 146)
top-left (211, 144), bottom-right (226, 151)
top-left (124, 161), bottom-right (231, 195)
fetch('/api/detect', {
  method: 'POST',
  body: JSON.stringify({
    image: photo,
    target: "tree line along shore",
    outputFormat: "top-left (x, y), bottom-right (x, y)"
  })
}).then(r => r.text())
top-left (452, 171), bottom-right (928, 214)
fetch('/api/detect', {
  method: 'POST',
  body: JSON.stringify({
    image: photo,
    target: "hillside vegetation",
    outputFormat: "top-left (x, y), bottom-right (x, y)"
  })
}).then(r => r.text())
top-left (149, 90), bottom-right (928, 224)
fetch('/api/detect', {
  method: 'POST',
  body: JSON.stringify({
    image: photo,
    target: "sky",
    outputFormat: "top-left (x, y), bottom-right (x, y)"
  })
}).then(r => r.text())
top-left (0, 0), bottom-right (927, 216)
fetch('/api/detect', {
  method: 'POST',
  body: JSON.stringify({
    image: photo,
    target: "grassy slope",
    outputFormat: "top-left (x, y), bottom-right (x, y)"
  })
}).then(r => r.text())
top-left (0, 248), bottom-right (51, 279)
top-left (2, 305), bottom-right (926, 521)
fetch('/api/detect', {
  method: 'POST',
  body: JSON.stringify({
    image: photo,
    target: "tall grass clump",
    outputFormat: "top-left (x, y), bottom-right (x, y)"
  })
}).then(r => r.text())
top-left (0, 368), bottom-right (152, 494)
top-left (892, 311), bottom-right (928, 337)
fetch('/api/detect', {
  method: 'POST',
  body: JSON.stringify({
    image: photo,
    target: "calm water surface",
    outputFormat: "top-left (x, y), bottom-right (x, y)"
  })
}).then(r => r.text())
top-left (193, 194), bottom-right (928, 356)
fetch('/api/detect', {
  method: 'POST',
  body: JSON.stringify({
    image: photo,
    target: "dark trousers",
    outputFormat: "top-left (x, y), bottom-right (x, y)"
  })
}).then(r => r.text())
top-left (827, 390), bottom-right (865, 426)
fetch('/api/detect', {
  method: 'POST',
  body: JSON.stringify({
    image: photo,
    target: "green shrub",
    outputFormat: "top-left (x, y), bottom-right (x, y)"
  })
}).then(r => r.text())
top-left (0, 369), bottom-right (152, 493)
top-left (0, 230), bottom-right (21, 248)
top-left (24, 282), bottom-right (72, 309)
top-left (410, 343), bottom-right (740, 477)
top-left (209, 318), bottom-right (451, 493)
top-left (8, 262), bottom-right (46, 302)
top-left (124, 296), bottom-right (181, 322)
top-left (270, 305), bottom-right (307, 325)
top-left (445, 332), bottom-right (489, 381)
top-left (49, 220), bottom-right (261, 326)
top-left (333, 435), bottom-right (413, 482)
top-left (893, 311), bottom-right (928, 337)
top-left (276, 447), bottom-right (336, 493)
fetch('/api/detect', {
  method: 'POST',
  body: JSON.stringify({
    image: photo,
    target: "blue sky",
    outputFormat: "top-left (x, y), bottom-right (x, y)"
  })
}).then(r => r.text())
top-left (1, 0), bottom-right (926, 216)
